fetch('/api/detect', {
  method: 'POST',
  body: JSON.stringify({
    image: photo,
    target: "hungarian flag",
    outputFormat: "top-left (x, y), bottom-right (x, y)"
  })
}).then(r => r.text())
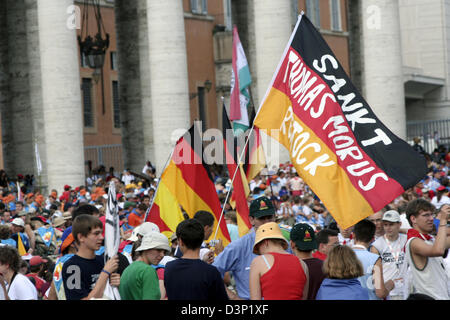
top-left (147, 124), bottom-right (231, 246)
top-left (230, 25), bottom-right (252, 135)
top-left (254, 14), bottom-right (427, 229)
top-left (222, 105), bottom-right (252, 237)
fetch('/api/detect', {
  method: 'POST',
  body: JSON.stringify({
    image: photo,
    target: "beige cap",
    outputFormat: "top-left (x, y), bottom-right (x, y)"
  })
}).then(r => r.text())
top-left (11, 218), bottom-right (25, 228)
top-left (136, 232), bottom-right (170, 253)
top-left (382, 210), bottom-right (401, 223)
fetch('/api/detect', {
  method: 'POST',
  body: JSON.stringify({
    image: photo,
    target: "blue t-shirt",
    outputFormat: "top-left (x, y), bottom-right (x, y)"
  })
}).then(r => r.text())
top-left (62, 254), bottom-right (105, 300)
top-left (1, 238), bottom-right (16, 247)
top-left (227, 223), bottom-right (239, 242)
top-left (316, 278), bottom-right (369, 300)
top-left (354, 248), bottom-right (380, 300)
top-left (212, 231), bottom-right (257, 300)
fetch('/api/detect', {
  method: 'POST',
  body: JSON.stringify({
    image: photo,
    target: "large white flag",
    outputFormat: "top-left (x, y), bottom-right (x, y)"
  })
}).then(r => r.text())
top-left (103, 181), bottom-right (121, 300)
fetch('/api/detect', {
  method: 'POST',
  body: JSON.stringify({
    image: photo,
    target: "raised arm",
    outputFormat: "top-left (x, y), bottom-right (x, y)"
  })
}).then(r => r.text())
top-left (411, 205), bottom-right (450, 258)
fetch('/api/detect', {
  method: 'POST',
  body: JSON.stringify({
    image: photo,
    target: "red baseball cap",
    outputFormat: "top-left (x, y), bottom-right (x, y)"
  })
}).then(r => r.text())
top-left (29, 256), bottom-right (48, 266)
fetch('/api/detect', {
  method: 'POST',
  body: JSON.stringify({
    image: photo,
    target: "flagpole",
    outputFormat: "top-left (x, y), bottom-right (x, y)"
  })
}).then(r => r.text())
top-left (213, 97), bottom-right (257, 242)
top-left (144, 140), bottom-right (177, 222)
top-left (212, 15), bottom-right (304, 240)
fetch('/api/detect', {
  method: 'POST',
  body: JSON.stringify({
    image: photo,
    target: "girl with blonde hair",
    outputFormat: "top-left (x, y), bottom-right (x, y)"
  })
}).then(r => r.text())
top-left (316, 244), bottom-right (369, 300)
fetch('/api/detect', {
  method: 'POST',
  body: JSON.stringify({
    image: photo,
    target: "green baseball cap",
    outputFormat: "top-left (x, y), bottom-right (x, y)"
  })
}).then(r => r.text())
top-left (290, 223), bottom-right (318, 251)
top-left (124, 201), bottom-right (137, 210)
top-left (249, 196), bottom-right (275, 219)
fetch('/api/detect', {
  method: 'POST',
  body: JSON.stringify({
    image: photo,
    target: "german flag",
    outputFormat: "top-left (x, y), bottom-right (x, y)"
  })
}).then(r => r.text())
top-left (254, 14), bottom-right (427, 229)
top-left (243, 108), bottom-right (266, 182)
top-left (147, 124), bottom-right (231, 245)
top-left (223, 105), bottom-right (252, 237)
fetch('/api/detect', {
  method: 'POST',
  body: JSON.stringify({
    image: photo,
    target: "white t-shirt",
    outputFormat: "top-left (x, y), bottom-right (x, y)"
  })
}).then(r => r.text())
top-left (405, 237), bottom-right (449, 300)
top-left (121, 174), bottom-right (135, 186)
top-left (338, 233), bottom-right (354, 246)
top-left (302, 205), bottom-right (313, 218)
top-left (372, 234), bottom-right (407, 297)
top-left (400, 213), bottom-right (411, 230)
top-left (0, 280), bottom-right (5, 300)
top-left (292, 204), bottom-right (302, 215)
top-left (444, 251), bottom-right (450, 295)
top-left (6, 273), bottom-right (38, 300)
top-left (431, 195), bottom-right (450, 209)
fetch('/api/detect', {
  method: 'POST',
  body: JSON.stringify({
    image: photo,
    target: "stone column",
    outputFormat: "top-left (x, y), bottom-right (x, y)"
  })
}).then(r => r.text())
top-left (253, 0), bottom-right (292, 108)
top-left (361, 0), bottom-right (406, 139)
top-left (137, 0), bottom-right (154, 167)
top-left (5, 0), bottom-right (34, 177)
top-left (0, 1), bottom-right (12, 173)
top-left (114, 0), bottom-right (145, 173)
top-left (146, 0), bottom-right (190, 174)
top-left (252, 0), bottom-right (292, 167)
top-left (26, 0), bottom-right (48, 194)
top-left (37, 0), bottom-right (85, 193)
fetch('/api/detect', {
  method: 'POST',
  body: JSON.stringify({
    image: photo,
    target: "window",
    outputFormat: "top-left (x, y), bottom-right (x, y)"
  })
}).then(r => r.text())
top-left (191, 0), bottom-right (207, 15)
top-left (330, 0), bottom-right (342, 31)
top-left (306, 0), bottom-right (320, 28)
top-left (81, 52), bottom-right (89, 68)
top-left (112, 81), bottom-right (120, 129)
top-left (291, 0), bottom-right (299, 27)
top-left (82, 78), bottom-right (94, 128)
top-left (224, 0), bottom-right (232, 31)
top-left (110, 52), bottom-right (117, 71)
top-left (197, 87), bottom-right (207, 131)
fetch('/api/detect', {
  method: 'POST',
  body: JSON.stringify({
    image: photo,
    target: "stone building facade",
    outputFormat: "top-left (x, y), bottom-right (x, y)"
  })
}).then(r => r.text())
top-left (0, 0), bottom-right (447, 194)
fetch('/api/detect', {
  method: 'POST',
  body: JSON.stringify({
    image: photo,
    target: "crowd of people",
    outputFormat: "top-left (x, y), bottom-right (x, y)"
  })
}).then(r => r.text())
top-left (0, 142), bottom-right (449, 300)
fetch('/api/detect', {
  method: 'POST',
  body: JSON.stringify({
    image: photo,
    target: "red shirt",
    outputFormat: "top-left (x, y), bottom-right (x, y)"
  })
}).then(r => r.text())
top-left (312, 251), bottom-right (327, 261)
top-left (260, 252), bottom-right (306, 300)
top-left (26, 273), bottom-right (46, 291)
top-left (127, 212), bottom-right (143, 228)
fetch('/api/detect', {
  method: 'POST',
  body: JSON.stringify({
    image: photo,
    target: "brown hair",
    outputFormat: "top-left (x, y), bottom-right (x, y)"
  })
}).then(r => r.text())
top-left (0, 224), bottom-right (11, 240)
top-left (225, 211), bottom-right (237, 224)
top-left (323, 245), bottom-right (364, 279)
top-left (0, 246), bottom-right (21, 272)
top-left (406, 198), bottom-right (435, 226)
top-left (72, 214), bottom-right (103, 244)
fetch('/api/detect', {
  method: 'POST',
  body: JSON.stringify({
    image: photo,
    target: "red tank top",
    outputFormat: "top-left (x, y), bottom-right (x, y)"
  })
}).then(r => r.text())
top-left (260, 252), bottom-right (306, 300)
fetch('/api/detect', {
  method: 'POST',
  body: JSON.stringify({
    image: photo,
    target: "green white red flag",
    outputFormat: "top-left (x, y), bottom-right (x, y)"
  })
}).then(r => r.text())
top-left (230, 25), bottom-right (252, 135)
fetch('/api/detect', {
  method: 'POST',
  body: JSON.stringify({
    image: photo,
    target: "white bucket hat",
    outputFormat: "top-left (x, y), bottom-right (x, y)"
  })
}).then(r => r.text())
top-left (136, 231), bottom-right (170, 253)
top-left (11, 218), bottom-right (25, 228)
top-left (138, 222), bottom-right (160, 236)
top-left (128, 222), bottom-right (160, 242)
